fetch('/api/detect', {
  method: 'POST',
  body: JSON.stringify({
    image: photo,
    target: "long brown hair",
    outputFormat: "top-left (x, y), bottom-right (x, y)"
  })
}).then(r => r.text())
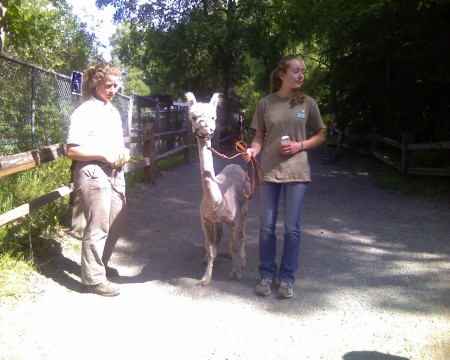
top-left (270, 55), bottom-right (305, 107)
top-left (80, 62), bottom-right (121, 103)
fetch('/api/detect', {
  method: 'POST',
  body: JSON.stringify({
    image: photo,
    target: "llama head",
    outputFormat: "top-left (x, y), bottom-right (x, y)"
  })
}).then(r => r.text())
top-left (185, 92), bottom-right (220, 140)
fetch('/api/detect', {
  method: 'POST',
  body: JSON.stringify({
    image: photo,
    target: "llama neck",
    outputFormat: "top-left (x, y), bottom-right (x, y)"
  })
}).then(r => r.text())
top-left (198, 138), bottom-right (216, 177)
top-left (198, 138), bottom-right (222, 204)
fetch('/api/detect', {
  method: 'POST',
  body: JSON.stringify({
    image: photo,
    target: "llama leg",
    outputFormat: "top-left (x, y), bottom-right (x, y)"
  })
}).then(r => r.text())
top-left (238, 204), bottom-right (248, 268)
top-left (201, 222), bottom-right (220, 263)
top-left (228, 223), bottom-right (242, 280)
top-left (214, 221), bottom-right (222, 247)
top-left (204, 222), bottom-right (221, 261)
top-left (200, 219), bottom-right (215, 286)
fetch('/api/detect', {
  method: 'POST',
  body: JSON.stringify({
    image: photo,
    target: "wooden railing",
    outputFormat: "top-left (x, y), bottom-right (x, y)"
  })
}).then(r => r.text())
top-left (0, 122), bottom-right (191, 228)
top-left (327, 126), bottom-right (450, 177)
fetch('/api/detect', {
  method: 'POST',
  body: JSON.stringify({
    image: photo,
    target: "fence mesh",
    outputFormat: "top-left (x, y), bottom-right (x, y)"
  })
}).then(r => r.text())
top-left (0, 54), bottom-right (133, 155)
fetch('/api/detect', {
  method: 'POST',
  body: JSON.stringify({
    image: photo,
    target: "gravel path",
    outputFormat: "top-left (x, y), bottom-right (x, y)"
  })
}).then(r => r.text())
top-left (0, 146), bottom-right (449, 360)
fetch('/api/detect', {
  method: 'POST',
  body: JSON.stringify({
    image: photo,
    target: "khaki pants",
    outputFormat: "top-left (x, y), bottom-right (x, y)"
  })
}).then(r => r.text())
top-left (73, 162), bottom-right (127, 285)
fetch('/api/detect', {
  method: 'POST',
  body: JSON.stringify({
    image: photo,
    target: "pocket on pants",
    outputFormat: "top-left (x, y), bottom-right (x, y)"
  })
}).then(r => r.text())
top-left (113, 172), bottom-right (126, 186)
top-left (90, 173), bottom-right (110, 190)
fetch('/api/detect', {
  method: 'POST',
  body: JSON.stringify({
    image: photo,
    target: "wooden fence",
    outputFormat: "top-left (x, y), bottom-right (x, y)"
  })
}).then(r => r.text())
top-left (0, 121), bottom-right (191, 228)
top-left (327, 126), bottom-right (450, 177)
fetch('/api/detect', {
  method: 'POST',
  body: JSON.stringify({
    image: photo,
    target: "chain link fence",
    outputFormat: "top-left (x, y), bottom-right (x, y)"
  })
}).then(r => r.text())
top-left (0, 53), bottom-right (133, 155)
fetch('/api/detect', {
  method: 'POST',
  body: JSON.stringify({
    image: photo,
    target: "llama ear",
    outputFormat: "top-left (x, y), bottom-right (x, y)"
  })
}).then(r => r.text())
top-left (185, 92), bottom-right (196, 108)
top-left (210, 93), bottom-right (220, 109)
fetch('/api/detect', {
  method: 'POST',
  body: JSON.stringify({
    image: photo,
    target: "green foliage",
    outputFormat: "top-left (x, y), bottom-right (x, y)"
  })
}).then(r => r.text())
top-left (156, 154), bottom-right (185, 172)
top-left (0, 58), bottom-right (78, 153)
top-left (309, 0), bottom-right (450, 142)
top-left (375, 166), bottom-right (450, 200)
top-left (234, 58), bottom-right (265, 128)
top-left (115, 0), bottom-right (449, 144)
top-left (330, 147), bottom-right (450, 200)
top-left (410, 149), bottom-right (450, 168)
top-left (121, 66), bottom-right (151, 96)
top-left (107, 0), bottom-right (286, 121)
top-left (1, 0), bottom-right (107, 155)
top-left (0, 157), bottom-right (72, 255)
top-left (4, 0), bottom-right (101, 73)
top-left (0, 250), bottom-right (36, 306)
top-left (125, 153), bottom-right (189, 191)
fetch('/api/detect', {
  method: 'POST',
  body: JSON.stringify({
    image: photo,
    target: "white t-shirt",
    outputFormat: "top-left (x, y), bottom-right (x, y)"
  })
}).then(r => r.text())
top-left (67, 97), bottom-right (125, 160)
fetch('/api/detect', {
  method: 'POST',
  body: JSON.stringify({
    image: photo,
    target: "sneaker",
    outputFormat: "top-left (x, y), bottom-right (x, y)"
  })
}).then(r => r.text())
top-left (255, 278), bottom-right (273, 296)
top-left (86, 281), bottom-right (120, 297)
top-left (277, 281), bottom-right (293, 299)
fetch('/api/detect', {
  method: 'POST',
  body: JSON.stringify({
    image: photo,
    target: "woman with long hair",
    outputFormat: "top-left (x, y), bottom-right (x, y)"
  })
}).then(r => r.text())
top-left (245, 55), bottom-right (325, 299)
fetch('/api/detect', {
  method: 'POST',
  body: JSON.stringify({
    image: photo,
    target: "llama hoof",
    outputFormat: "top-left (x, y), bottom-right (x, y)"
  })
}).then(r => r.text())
top-left (198, 277), bottom-right (211, 286)
top-left (228, 271), bottom-right (241, 280)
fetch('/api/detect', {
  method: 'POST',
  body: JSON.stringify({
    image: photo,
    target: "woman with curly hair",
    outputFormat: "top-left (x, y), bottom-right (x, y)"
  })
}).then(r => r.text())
top-left (66, 62), bottom-right (129, 296)
top-left (245, 55), bottom-right (325, 299)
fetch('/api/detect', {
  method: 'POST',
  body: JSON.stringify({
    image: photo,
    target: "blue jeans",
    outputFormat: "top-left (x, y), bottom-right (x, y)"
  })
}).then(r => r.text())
top-left (258, 181), bottom-right (308, 284)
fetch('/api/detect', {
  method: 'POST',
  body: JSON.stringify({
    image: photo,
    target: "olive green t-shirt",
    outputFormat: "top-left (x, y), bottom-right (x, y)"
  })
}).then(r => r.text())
top-left (251, 93), bottom-right (324, 183)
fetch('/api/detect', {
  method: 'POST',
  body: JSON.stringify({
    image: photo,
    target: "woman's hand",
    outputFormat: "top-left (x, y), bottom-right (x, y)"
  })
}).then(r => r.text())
top-left (114, 149), bottom-right (131, 167)
top-left (279, 141), bottom-right (304, 156)
top-left (243, 148), bottom-right (254, 162)
top-left (242, 129), bottom-right (263, 162)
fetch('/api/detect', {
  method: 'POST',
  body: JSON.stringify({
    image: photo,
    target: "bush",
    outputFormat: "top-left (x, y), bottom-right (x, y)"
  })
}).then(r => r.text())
top-left (0, 157), bottom-right (72, 256)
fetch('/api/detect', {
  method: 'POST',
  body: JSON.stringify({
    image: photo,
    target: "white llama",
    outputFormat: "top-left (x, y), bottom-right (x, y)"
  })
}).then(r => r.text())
top-left (186, 92), bottom-right (248, 286)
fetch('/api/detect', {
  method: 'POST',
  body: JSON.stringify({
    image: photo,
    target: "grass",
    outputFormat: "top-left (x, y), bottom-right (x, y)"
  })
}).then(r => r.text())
top-left (328, 146), bottom-right (450, 200)
top-left (0, 152), bottom-right (191, 305)
top-left (0, 157), bottom-right (72, 255)
top-left (0, 251), bottom-right (38, 306)
top-left (375, 167), bottom-right (450, 200)
top-left (125, 153), bottom-right (190, 194)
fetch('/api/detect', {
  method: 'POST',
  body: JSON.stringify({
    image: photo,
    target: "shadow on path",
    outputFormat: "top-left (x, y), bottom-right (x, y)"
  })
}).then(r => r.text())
top-left (343, 351), bottom-right (409, 360)
top-left (40, 146), bottom-right (450, 315)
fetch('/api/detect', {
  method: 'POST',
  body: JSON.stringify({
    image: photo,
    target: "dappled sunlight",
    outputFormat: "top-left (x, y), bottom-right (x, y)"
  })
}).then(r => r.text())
top-left (3, 148), bottom-right (448, 360)
top-left (304, 227), bottom-right (379, 245)
top-left (323, 216), bottom-right (347, 224)
top-left (314, 169), bottom-right (370, 178)
top-left (299, 218), bottom-right (449, 315)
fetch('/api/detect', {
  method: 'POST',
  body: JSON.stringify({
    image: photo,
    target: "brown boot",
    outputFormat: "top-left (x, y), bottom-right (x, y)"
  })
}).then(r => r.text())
top-left (86, 281), bottom-right (120, 297)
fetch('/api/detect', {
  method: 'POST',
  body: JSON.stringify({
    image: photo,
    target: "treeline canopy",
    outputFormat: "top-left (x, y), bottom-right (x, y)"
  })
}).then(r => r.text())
top-left (2, 0), bottom-right (449, 142)
top-left (1, 0), bottom-right (103, 73)
top-left (98, 0), bottom-right (449, 142)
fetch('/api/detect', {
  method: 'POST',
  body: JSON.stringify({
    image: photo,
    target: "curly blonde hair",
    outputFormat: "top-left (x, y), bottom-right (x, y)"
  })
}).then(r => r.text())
top-left (81, 62), bottom-right (121, 102)
top-left (270, 55), bottom-right (305, 107)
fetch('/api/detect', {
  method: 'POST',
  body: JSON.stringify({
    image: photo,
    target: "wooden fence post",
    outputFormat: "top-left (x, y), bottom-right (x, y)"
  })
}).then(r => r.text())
top-left (143, 121), bottom-right (156, 184)
top-left (402, 133), bottom-right (414, 177)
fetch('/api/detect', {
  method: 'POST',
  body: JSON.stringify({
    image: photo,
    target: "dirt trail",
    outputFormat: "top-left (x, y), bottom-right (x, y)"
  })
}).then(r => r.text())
top-left (0, 146), bottom-right (449, 360)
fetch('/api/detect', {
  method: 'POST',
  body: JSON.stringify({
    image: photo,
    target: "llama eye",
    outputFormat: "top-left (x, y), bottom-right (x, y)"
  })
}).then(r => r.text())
top-left (192, 116), bottom-right (197, 120)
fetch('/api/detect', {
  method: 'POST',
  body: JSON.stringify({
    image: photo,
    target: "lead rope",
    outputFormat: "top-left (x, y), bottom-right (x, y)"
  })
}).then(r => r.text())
top-left (207, 141), bottom-right (263, 200)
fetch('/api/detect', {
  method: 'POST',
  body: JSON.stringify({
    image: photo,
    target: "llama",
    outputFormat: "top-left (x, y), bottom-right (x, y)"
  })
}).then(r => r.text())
top-left (185, 92), bottom-right (248, 286)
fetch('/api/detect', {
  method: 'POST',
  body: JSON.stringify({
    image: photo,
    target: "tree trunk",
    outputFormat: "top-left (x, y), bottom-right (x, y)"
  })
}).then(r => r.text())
top-left (0, 1), bottom-right (8, 53)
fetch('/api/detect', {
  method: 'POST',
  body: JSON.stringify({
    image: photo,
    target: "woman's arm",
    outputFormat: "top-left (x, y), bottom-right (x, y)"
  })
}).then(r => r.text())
top-left (279, 128), bottom-right (325, 155)
top-left (303, 128), bottom-right (325, 150)
top-left (66, 144), bottom-right (117, 164)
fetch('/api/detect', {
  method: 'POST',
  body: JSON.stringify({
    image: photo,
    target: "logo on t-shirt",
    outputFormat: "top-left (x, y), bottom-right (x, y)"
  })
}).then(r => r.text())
top-left (297, 109), bottom-right (306, 119)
